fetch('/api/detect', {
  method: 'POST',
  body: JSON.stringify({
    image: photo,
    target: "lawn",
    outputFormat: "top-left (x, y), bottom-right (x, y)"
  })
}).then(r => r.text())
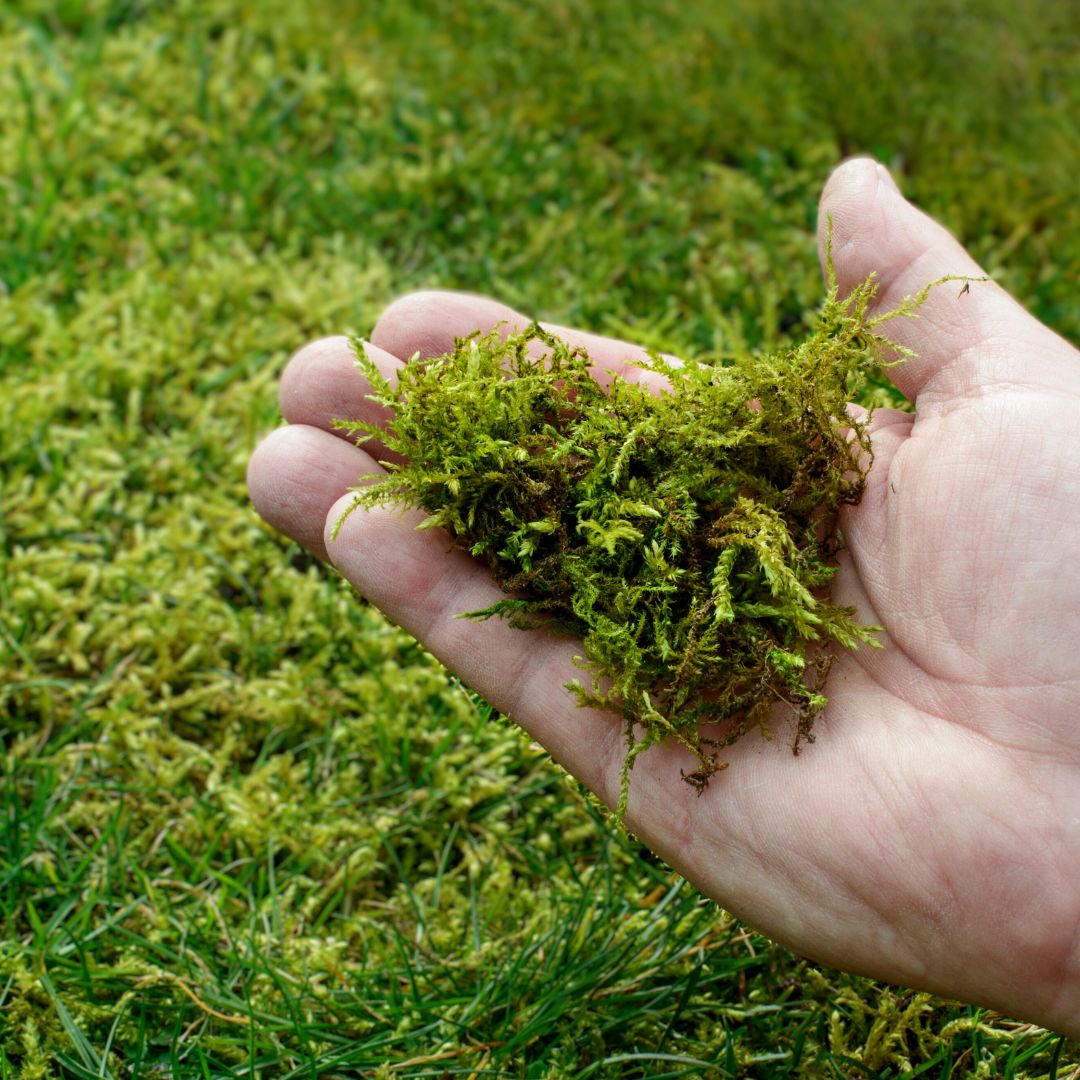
top-left (2, 0), bottom-right (1079, 1075)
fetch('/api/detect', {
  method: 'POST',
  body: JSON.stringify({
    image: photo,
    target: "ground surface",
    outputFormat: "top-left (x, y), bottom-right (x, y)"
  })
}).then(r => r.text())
top-left (2, 0), bottom-right (1079, 1075)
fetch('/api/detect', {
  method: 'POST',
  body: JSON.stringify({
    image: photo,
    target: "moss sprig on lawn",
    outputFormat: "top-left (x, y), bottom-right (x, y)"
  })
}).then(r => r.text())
top-left (334, 268), bottom-right (964, 818)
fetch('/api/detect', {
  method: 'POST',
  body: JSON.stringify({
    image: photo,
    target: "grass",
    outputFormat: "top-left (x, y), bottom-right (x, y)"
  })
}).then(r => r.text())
top-left (1, 0), bottom-right (1078, 1074)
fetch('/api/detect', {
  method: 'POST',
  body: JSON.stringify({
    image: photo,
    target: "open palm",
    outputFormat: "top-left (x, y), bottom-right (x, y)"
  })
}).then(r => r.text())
top-left (248, 159), bottom-right (1080, 1033)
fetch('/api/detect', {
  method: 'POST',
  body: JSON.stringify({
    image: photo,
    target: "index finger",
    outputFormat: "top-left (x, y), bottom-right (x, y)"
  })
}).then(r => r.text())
top-left (278, 299), bottom-right (681, 446)
top-left (371, 290), bottom-right (680, 394)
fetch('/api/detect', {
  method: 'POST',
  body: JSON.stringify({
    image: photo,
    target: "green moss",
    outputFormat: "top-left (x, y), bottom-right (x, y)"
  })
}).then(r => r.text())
top-left (335, 262), bottom-right (952, 817)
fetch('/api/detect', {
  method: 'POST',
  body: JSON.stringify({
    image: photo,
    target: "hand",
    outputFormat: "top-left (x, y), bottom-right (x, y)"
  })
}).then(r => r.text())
top-left (247, 158), bottom-right (1080, 1034)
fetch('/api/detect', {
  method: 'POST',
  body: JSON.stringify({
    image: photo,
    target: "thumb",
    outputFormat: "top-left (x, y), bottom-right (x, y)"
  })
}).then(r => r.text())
top-left (818, 158), bottom-right (1070, 404)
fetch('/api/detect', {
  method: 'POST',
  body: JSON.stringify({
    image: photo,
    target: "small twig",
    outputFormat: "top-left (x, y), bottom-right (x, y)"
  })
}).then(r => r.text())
top-left (134, 971), bottom-right (251, 1026)
top-left (389, 1042), bottom-right (503, 1070)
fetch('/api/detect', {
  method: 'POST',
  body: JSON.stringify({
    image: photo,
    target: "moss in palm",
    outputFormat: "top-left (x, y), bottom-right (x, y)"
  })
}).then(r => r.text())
top-left (334, 264), bottom-right (952, 818)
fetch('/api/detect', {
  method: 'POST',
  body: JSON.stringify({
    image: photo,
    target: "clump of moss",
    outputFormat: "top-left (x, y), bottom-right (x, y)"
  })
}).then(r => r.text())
top-left (334, 266), bottom-right (944, 818)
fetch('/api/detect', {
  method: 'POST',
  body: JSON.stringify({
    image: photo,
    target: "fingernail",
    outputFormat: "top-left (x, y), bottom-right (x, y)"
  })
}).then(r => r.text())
top-left (876, 164), bottom-right (901, 195)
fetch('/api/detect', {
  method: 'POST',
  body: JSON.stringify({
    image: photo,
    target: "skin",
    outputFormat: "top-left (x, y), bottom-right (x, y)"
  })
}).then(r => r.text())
top-left (247, 158), bottom-right (1080, 1034)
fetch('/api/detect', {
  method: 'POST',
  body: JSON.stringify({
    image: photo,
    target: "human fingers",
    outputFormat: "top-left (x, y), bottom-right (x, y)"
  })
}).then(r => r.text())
top-left (245, 418), bottom-right (620, 789)
top-left (277, 302), bottom-right (679, 469)
top-left (279, 336), bottom-right (406, 464)
top-left (247, 424), bottom-right (619, 798)
top-left (370, 290), bottom-right (679, 393)
top-left (247, 424), bottom-right (376, 560)
top-left (817, 158), bottom-right (1074, 404)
